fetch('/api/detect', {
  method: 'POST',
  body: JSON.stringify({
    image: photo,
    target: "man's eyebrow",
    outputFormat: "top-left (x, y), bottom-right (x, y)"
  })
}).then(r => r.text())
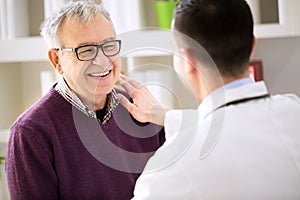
top-left (76, 37), bottom-right (116, 47)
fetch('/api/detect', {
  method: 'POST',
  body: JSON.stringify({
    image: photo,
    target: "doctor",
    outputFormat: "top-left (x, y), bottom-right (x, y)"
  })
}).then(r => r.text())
top-left (118, 0), bottom-right (300, 199)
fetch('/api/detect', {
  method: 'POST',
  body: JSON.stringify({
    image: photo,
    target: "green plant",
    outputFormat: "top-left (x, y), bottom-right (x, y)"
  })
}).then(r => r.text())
top-left (154, 0), bottom-right (178, 29)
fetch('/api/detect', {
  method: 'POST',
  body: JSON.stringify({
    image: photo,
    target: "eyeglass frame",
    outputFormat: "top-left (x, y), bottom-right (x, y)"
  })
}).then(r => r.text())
top-left (56, 39), bottom-right (122, 61)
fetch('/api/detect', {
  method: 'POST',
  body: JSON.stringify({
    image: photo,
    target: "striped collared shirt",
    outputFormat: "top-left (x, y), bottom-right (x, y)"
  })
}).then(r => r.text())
top-left (55, 77), bottom-right (119, 124)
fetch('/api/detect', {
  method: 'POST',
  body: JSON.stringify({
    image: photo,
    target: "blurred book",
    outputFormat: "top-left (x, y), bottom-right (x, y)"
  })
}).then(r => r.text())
top-left (40, 70), bottom-right (59, 96)
top-left (102, 0), bottom-right (143, 34)
top-left (43, 0), bottom-right (65, 19)
top-left (6, 0), bottom-right (29, 38)
top-left (249, 60), bottom-right (263, 82)
top-left (0, 0), bottom-right (7, 40)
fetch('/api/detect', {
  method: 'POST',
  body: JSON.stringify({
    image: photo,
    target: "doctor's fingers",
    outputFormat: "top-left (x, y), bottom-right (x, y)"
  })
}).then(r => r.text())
top-left (119, 75), bottom-right (147, 98)
top-left (120, 74), bottom-right (142, 88)
top-left (117, 93), bottom-right (152, 123)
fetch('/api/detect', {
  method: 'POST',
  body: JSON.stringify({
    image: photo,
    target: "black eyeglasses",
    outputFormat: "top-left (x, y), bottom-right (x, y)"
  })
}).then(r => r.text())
top-left (57, 40), bottom-right (121, 61)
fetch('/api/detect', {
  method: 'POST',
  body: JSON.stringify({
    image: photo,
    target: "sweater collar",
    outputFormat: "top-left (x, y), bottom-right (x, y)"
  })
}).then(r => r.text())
top-left (55, 77), bottom-right (119, 124)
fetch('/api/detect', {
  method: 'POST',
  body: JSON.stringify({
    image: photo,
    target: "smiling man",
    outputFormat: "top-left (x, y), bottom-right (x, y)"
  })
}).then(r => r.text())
top-left (52, 13), bottom-right (120, 113)
top-left (5, 1), bottom-right (165, 200)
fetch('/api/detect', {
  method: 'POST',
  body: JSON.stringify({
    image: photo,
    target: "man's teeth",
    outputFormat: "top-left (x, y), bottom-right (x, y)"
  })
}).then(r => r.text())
top-left (89, 71), bottom-right (110, 77)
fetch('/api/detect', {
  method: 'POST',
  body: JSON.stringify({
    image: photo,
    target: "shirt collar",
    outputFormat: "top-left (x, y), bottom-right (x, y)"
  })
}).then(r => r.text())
top-left (223, 77), bottom-right (254, 90)
top-left (55, 77), bottom-right (119, 124)
top-left (198, 80), bottom-right (269, 120)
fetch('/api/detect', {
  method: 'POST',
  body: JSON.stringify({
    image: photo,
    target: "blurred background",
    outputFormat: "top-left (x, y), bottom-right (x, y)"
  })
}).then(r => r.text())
top-left (0, 0), bottom-right (300, 198)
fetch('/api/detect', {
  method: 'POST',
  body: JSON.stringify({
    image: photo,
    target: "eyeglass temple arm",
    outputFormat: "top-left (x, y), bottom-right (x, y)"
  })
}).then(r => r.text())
top-left (56, 48), bottom-right (75, 52)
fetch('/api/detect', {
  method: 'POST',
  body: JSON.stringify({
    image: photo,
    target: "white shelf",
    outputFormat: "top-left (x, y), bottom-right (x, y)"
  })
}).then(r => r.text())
top-left (253, 0), bottom-right (300, 39)
top-left (118, 29), bottom-right (174, 58)
top-left (0, 0), bottom-right (299, 63)
top-left (0, 30), bottom-right (174, 63)
top-left (255, 23), bottom-right (295, 39)
top-left (121, 49), bottom-right (171, 58)
top-left (0, 37), bottom-right (48, 62)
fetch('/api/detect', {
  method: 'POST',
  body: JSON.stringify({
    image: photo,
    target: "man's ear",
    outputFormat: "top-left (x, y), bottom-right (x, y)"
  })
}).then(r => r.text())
top-left (181, 48), bottom-right (197, 74)
top-left (48, 49), bottom-right (63, 74)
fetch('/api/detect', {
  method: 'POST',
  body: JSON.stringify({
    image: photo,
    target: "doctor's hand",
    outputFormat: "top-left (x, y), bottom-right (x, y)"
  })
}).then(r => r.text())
top-left (118, 74), bottom-right (167, 126)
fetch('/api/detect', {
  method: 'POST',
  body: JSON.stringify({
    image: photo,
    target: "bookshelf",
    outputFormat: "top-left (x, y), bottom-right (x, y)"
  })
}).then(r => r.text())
top-left (249, 0), bottom-right (300, 38)
top-left (0, 0), bottom-right (300, 128)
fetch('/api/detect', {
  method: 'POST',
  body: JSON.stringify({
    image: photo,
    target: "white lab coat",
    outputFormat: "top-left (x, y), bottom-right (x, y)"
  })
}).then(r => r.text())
top-left (132, 81), bottom-right (300, 200)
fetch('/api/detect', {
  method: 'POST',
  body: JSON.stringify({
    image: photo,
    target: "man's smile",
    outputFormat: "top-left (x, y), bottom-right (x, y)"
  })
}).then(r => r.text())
top-left (87, 70), bottom-right (112, 78)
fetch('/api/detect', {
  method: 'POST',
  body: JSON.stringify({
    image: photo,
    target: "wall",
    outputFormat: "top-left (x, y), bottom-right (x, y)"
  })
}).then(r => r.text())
top-left (20, 61), bottom-right (53, 110)
top-left (0, 63), bottom-right (23, 129)
top-left (124, 35), bottom-right (300, 110)
top-left (0, 61), bottom-right (53, 130)
top-left (128, 56), bottom-right (198, 110)
top-left (252, 36), bottom-right (300, 96)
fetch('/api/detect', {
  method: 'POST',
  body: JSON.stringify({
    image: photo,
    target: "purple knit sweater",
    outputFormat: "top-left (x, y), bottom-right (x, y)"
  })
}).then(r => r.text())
top-left (6, 87), bottom-right (165, 200)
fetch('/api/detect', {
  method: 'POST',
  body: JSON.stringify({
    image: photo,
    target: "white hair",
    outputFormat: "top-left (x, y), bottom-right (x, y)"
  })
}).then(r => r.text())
top-left (40, 0), bottom-right (115, 48)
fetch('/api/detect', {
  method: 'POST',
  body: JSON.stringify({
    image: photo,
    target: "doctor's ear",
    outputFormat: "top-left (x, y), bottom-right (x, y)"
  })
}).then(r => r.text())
top-left (48, 49), bottom-right (63, 74)
top-left (250, 36), bottom-right (257, 57)
top-left (181, 48), bottom-right (197, 74)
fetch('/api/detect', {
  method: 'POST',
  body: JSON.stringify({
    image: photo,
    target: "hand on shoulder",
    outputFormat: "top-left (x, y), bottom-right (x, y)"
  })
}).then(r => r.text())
top-left (117, 74), bottom-right (168, 126)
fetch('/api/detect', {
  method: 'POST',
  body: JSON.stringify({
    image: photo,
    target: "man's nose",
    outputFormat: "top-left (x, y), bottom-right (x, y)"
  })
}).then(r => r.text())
top-left (91, 49), bottom-right (110, 67)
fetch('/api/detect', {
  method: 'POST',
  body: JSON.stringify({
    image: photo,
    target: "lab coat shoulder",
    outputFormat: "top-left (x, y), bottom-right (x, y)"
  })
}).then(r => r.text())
top-left (132, 158), bottom-right (199, 200)
top-left (164, 109), bottom-right (199, 140)
top-left (132, 109), bottom-right (201, 200)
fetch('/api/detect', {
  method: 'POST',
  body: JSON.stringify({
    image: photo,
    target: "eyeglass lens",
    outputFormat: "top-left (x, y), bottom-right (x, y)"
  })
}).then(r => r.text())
top-left (76, 40), bottom-right (120, 61)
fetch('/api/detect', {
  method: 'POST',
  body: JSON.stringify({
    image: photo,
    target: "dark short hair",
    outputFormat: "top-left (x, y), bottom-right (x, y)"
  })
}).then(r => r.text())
top-left (174, 0), bottom-right (254, 77)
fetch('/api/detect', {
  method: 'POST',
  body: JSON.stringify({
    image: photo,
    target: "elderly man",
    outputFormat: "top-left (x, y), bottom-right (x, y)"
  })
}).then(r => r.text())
top-left (6, 1), bottom-right (164, 199)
